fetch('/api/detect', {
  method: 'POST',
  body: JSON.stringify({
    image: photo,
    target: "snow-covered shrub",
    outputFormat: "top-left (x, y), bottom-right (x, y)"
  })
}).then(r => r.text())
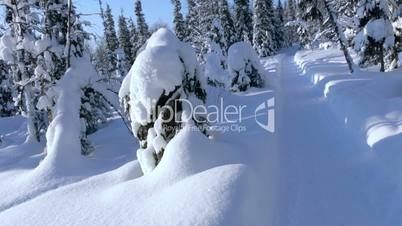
top-left (204, 42), bottom-right (230, 88)
top-left (119, 28), bottom-right (207, 174)
top-left (227, 42), bottom-right (265, 92)
top-left (354, 0), bottom-right (395, 71)
top-left (43, 55), bottom-right (102, 169)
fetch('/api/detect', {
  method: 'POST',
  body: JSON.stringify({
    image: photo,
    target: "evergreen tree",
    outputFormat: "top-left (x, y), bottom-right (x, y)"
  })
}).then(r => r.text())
top-left (234, 0), bottom-right (253, 43)
top-left (284, 0), bottom-right (299, 45)
top-left (273, 0), bottom-right (286, 50)
top-left (218, 0), bottom-right (237, 51)
top-left (186, 0), bottom-right (202, 52)
top-left (101, 4), bottom-right (119, 79)
top-left (354, 0), bottom-right (395, 72)
top-left (118, 14), bottom-right (134, 70)
top-left (128, 18), bottom-right (140, 59)
top-left (253, 0), bottom-right (275, 57)
top-left (171, 0), bottom-right (187, 41)
top-left (0, 60), bottom-right (14, 117)
top-left (2, 0), bottom-right (42, 142)
top-left (135, 0), bottom-right (150, 48)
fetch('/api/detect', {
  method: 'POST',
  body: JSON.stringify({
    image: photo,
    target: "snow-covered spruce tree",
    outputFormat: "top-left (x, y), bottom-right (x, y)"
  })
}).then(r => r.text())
top-left (185, 0), bottom-right (202, 53)
top-left (253, 0), bottom-right (275, 57)
top-left (0, 60), bottom-right (15, 117)
top-left (354, 0), bottom-right (395, 72)
top-left (118, 14), bottom-right (134, 73)
top-left (284, 0), bottom-right (299, 45)
top-left (387, 1), bottom-right (402, 69)
top-left (171, 0), bottom-right (187, 41)
top-left (218, 0), bottom-right (237, 52)
top-left (128, 18), bottom-right (140, 59)
top-left (1, 0), bottom-right (43, 142)
top-left (135, 0), bottom-right (150, 49)
top-left (93, 39), bottom-right (110, 78)
top-left (228, 42), bottom-right (265, 92)
top-left (100, 4), bottom-right (119, 80)
top-left (234, 0), bottom-right (253, 44)
top-left (119, 28), bottom-right (207, 174)
top-left (197, 0), bottom-right (229, 59)
top-left (331, 0), bottom-right (358, 46)
top-left (274, 0), bottom-right (286, 50)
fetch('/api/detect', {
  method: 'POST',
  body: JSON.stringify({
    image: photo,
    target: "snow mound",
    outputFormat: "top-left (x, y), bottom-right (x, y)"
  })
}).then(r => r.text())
top-left (0, 124), bottom-right (255, 226)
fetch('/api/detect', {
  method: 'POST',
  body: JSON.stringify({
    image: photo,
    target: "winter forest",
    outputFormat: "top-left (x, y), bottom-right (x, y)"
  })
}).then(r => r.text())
top-left (1, 0), bottom-right (402, 225)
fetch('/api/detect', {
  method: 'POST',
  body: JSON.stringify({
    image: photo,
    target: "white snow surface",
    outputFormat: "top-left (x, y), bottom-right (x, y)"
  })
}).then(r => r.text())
top-left (1, 47), bottom-right (402, 225)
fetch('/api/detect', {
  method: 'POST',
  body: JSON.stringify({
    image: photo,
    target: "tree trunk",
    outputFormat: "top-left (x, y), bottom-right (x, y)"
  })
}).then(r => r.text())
top-left (323, 0), bottom-right (355, 74)
top-left (66, 0), bottom-right (72, 69)
top-left (380, 45), bottom-right (385, 72)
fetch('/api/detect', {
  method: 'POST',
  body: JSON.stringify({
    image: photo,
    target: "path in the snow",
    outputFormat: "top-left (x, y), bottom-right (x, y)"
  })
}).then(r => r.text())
top-left (270, 52), bottom-right (391, 226)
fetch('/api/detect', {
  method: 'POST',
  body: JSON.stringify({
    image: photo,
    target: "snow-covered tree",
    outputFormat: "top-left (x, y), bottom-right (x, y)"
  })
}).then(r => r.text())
top-left (228, 42), bottom-right (265, 92)
top-left (253, 0), bottom-right (275, 57)
top-left (0, 60), bottom-right (14, 117)
top-left (119, 28), bottom-right (207, 174)
top-left (284, 0), bottom-right (299, 45)
top-left (354, 0), bottom-right (395, 72)
top-left (298, 0), bottom-right (355, 73)
top-left (273, 0), bottom-right (286, 50)
top-left (171, 0), bottom-right (187, 41)
top-left (99, 4), bottom-right (119, 79)
top-left (388, 1), bottom-right (402, 69)
top-left (185, 0), bottom-right (202, 52)
top-left (218, 0), bottom-right (236, 51)
top-left (234, 0), bottom-right (253, 43)
top-left (1, 0), bottom-right (43, 142)
top-left (135, 0), bottom-right (150, 49)
top-left (118, 14), bottom-right (134, 72)
top-left (128, 18), bottom-right (140, 59)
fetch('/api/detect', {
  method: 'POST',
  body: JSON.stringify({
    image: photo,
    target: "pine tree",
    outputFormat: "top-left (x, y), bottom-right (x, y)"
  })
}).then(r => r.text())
top-left (186, 0), bottom-right (202, 52)
top-left (387, 1), bottom-right (402, 69)
top-left (135, 0), bottom-right (150, 48)
top-left (284, 0), bottom-right (299, 45)
top-left (234, 0), bottom-right (253, 43)
top-left (2, 0), bottom-right (42, 142)
top-left (253, 0), bottom-right (275, 57)
top-left (101, 4), bottom-right (119, 79)
top-left (0, 60), bottom-right (14, 117)
top-left (273, 0), bottom-right (286, 50)
top-left (118, 14), bottom-right (134, 70)
top-left (354, 0), bottom-right (395, 72)
top-left (171, 0), bottom-right (187, 41)
top-left (128, 18), bottom-right (140, 59)
top-left (218, 0), bottom-right (237, 51)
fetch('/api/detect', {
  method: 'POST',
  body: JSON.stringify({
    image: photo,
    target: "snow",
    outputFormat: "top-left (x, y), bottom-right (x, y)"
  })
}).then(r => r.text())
top-left (2, 46), bottom-right (402, 225)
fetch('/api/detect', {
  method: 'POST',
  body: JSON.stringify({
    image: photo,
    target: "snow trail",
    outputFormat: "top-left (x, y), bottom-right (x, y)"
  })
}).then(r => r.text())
top-left (272, 52), bottom-right (396, 226)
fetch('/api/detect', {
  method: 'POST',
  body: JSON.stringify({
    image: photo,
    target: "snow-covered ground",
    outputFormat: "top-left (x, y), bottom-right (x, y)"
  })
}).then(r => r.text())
top-left (1, 47), bottom-right (402, 225)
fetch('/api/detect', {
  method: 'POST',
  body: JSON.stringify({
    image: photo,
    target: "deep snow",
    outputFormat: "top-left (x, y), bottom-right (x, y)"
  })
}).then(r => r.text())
top-left (1, 47), bottom-right (402, 225)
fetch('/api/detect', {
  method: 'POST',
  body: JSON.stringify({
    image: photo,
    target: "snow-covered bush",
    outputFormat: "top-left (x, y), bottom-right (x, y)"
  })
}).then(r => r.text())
top-left (119, 28), bottom-right (207, 174)
top-left (228, 42), bottom-right (265, 92)
top-left (43, 55), bottom-right (101, 170)
top-left (354, 0), bottom-right (395, 71)
top-left (204, 42), bottom-right (230, 88)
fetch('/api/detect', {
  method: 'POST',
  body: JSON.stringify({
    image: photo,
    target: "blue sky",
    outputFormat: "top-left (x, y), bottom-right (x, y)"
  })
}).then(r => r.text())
top-left (75, 0), bottom-right (186, 39)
